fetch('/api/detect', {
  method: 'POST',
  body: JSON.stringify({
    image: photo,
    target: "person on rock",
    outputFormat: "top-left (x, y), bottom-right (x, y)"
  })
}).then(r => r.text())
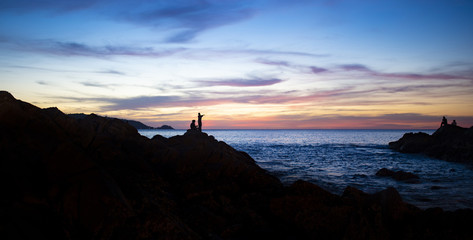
top-left (452, 120), bottom-right (457, 126)
top-left (190, 120), bottom-right (197, 130)
top-left (198, 113), bottom-right (205, 132)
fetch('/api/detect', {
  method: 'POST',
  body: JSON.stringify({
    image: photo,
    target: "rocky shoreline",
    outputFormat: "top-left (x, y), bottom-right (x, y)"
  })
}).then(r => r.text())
top-left (389, 125), bottom-right (473, 163)
top-left (1, 90), bottom-right (473, 239)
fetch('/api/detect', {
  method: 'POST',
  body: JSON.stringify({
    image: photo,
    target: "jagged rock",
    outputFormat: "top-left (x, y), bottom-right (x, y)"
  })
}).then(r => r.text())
top-left (376, 168), bottom-right (420, 182)
top-left (1, 90), bottom-right (473, 239)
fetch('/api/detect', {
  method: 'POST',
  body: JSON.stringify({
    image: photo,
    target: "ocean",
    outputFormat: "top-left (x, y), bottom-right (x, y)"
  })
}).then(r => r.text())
top-left (139, 129), bottom-right (473, 210)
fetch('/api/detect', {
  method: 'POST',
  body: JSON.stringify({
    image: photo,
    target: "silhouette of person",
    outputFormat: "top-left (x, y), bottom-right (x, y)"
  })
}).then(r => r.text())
top-left (190, 120), bottom-right (197, 130)
top-left (198, 113), bottom-right (204, 132)
top-left (441, 116), bottom-right (448, 127)
top-left (452, 120), bottom-right (457, 126)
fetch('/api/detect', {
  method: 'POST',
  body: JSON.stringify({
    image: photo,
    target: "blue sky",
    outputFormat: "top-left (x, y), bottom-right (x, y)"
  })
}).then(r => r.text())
top-left (1, 0), bottom-right (472, 129)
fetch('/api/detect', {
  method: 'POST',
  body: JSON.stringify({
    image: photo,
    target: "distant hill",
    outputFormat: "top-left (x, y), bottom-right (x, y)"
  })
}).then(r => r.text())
top-left (156, 124), bottom-right (174, 129)
top-left (68, 113), bottom-right (173, 130)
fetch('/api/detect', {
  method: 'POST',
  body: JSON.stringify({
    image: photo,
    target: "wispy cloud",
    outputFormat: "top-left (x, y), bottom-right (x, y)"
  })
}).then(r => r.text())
top-left (95, 70), bottom-right (126, 75)
top-left (0, 0), bottom-right (102, 12)
top-left (256, 58), bottom-right (329, 74)
top-left (338, 63), bottom-right (473, 81)
top-left (310, 66), bottom-right (329, 74)
top-left (36, 81), bottom-right (49, 85)
top-left (80, 82), bottom-right (113, 88)
top-left (256, 59), bottom-right (292, 67)
top-left (198, 78), bottom-right (283, 87)
top-left (2, 35), bottom-right (328, 60)
top-left (104, 95), bottom-right (182, 110)
top-left (124, 1), bottom-right (255, 43)
top-left (181, 48), bottom-right (328, 61)
top-left (97, 87), bottom-right (352, 110)
top-left (0, 0), bottom-right (257, 43)
top-left (14, 40), bottom-right (186, 58)
top-left (339, 64), bottom-right (371, 72)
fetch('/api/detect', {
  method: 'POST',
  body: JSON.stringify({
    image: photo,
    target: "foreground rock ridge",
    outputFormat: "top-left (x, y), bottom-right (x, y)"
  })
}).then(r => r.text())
top-left (1, 90), bottom-right (472, 239)
top-left (389, 125), bottom-right (473, 163)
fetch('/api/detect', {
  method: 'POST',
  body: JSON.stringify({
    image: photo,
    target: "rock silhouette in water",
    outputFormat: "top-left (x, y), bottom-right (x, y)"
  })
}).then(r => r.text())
top-left (389, 123), bottom-right (473, 163)
top-left (376, 168), bottom-right (420, 182)
top-left (1, 90), bottom-right (473, 239)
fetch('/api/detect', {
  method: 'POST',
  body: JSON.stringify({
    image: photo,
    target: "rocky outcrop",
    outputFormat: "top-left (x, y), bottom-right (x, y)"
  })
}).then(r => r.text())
top-left (389, 125), bottom-right (473, 163)
top-left (376, 168), bottom-right (420, 182)
top-left (1, 90), bottom-right (473, 239)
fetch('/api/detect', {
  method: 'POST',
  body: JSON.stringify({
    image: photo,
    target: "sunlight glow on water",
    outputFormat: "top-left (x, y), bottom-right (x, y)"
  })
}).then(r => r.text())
top-left (140, 129), bottom-right (473, 210)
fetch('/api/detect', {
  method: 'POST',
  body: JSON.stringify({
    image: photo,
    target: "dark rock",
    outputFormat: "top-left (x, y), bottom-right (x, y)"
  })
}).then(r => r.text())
top-left (389, 132), bottom-right (432, 153)
top-left (157, 124), bottom-right (174, 129)
top-left (376, 168), bottom-right (420, 181)
top-left (417, 198), bottom-right (433, 202)
top-left (389, 125), bottom-right (473, 163)
top-left (1, 90), bottom-right (473, 239)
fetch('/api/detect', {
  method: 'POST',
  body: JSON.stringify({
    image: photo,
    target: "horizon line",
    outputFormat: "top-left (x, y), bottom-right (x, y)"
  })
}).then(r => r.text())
top-left (140, 128), bottom-right (439, 131)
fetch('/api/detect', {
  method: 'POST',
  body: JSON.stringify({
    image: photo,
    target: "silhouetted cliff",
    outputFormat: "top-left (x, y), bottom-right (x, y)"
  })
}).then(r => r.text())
top-left (389, 125), bottom-right (473, 163)
top-left (1, 90), bottom-right (472, 239)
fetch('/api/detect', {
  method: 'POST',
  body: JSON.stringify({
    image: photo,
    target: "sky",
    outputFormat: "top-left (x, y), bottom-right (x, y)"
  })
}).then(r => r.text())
top-left (1, 0), bottom-right (473, 129)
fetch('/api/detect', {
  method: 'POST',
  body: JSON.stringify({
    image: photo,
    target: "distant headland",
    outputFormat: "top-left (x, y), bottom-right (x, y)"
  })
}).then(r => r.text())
top-left (68, 113), bottom-right (174, 130)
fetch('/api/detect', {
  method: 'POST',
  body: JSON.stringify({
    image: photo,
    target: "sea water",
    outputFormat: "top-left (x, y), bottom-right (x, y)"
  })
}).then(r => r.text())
top-left (139, 129), bottom-right (473, 210)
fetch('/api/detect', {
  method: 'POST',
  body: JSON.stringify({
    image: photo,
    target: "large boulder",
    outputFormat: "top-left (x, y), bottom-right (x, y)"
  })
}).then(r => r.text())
top-left (389, 125), bottom-right (473, 163)
top-left (388, 132), bottom-right (432, 153)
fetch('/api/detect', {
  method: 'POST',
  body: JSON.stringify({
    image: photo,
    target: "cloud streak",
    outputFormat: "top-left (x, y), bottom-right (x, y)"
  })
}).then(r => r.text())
top-left (339, 64), bottom-right (473, 81)
top-left (95, 70), bottom-right (126, 75)
top-left (198, 78), bottom-right (283, 87)
top-left (259, 59), bottom-right (473, 81)
top-left (1, 34), bottom-right (328, 60)
top-left (65, 87), bottom-right (352, 111)
top-left (14, 40), bottom-right (185, 58)
top-left (125, 1), bottom-right (255, 43)
top-left (256, 58), bottom-right (329, 74)
top-left (0, 0), bottom-right (102, 12)
top-left (0, 0), bottom-right (257, 43)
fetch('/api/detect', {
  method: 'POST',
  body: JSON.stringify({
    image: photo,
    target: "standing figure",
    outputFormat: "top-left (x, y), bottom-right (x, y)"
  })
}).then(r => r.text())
top-left (198, 113), bottom-right (205, 132)
top-left (190, 120), bottom-right (197, 130)
top-left (452, 120), bottom-right (457, 126)
top-left (441, 116), bottom-right (448, 127)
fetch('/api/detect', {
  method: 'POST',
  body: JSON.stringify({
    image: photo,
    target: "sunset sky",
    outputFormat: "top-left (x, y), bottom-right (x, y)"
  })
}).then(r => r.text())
top-left (1, 0), bottom-right (473, 129)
